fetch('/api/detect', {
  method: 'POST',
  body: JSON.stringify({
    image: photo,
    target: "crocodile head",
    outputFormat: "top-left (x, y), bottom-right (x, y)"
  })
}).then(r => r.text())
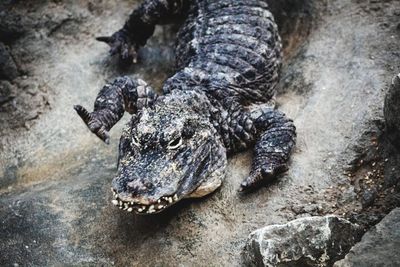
top-left (111, 90), bottom-right (227, 214)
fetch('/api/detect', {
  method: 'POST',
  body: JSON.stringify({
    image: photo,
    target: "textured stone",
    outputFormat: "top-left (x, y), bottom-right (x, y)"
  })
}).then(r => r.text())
top-left (0, 42), bottom-right (18, 80)
top-left (384, 74), bottom-right (400, 149)
top-left (334, 208), bottom-right (400, 267)
top-left (243, 216), bottom-right (362, 267)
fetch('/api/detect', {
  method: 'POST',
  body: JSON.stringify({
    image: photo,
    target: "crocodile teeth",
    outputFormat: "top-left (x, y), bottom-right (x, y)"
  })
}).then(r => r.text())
top-left (138, 79), bottom-right (147, 86)
top-left (112, 194), bottom-right (179, 214)
top-left (148, 205), bottom-right (155, 213)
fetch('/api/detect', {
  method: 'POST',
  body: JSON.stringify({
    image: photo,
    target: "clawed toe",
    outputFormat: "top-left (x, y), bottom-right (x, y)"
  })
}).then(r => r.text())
top-left (96, 36), bottom-right (113, 43)
top-left (239, 164), bottom-right (288, 192)
top-left (238, 171), bottom-right (269, 192)
top-left (96, 32), bottom-right (138, 63)
top-left (74, 105), bottom-right (91, 124)
top-left (74, 105), bottom-right (110, 144)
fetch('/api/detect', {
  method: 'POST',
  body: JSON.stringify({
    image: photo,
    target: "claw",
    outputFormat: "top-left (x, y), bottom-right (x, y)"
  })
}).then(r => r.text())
top-left (74, 105), bottom-right (91, 124)
top-left (238, 181), bottom-right (249, 192)
top-left (73, 105), bottom-right (110, 144)
top-left (97, 31), bottom-right (139, 63)
top-left (131, 49), bottom-right (138, 64)
top-left (239, 172), bottom-right (262, 192)
top-left (121, 43), bottom-right (130, 60)
top-left (96, 36), bottom-right (113, 44)
top-left (239, 164), bottom-right (288, 192)
top-left (96, 32), bottom-right (138, 63)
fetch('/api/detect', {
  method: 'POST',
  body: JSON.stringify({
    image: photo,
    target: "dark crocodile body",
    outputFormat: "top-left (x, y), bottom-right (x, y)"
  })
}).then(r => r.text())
top-left (74, 0), bottom-right (296, 214)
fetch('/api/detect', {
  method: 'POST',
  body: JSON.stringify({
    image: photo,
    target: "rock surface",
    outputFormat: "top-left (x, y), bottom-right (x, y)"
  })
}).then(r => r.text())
top-left (334, 208), bottom-right (400, 267)
top-left (384, 74), bottom-right (400, 149)
top-left (0, 0), bottom-right (399, 266)
top-left (243, 215), bottom-right (362, 267)
top-left (0, 42), bottom-right (19, 80)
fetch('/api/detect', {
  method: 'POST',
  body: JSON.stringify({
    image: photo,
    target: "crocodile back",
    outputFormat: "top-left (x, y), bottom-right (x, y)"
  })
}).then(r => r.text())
top-left (163, 0), bottom-right (282, 103)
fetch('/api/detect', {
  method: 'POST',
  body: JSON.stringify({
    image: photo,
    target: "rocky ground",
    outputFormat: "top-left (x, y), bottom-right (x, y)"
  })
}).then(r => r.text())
top-left (335, 208), bottom-right (400, 267)
top-left (0, 0), bottom-right (399, 266)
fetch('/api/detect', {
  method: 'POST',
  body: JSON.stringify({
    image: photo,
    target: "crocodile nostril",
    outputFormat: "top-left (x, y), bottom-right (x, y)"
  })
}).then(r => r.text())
top-left (145, 182), bottom-right (154, 189)
top-left (127, 179), bottom-right (148, 191)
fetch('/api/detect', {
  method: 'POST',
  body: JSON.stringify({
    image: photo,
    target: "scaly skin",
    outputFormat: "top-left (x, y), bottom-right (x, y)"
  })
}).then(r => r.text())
top-left (75, 0), bottom-right (296, 214)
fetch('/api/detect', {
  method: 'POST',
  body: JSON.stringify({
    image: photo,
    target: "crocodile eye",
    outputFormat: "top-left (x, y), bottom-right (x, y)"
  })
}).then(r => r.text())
top-left (132, 135), bottom-right (140, 147)
top-left (168, 137), bottom-right (182, 150)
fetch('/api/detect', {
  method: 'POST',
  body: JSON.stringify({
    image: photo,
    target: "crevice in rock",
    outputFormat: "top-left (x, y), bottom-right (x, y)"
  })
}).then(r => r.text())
top-left (343, 75), bottom-right (400, 229)
top-left (267, 0), bottom-right (320, 60)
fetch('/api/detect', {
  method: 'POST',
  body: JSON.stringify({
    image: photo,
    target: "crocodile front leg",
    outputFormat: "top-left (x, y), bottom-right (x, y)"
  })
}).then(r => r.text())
top-left (74, 76), bottom-right (157, 143)
top-left (97, 0), bottom-right (188, 61)
top-left (240, 107), bottom-right (296, 191)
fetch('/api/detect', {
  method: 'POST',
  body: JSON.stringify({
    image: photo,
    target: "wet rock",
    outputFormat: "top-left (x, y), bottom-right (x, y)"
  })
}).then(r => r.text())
top-left (243, 216), bottom-right (362, 267)
top-left (0, 42), bottom-right (19, 80)
top-left (334, 208), bottom-right (400, 267)
top-left (384, 74), bottom-right (400, 149)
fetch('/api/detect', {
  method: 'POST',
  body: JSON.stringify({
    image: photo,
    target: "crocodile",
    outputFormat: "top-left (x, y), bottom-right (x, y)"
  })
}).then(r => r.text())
top-left (74, 0), bottom-right (296, 214)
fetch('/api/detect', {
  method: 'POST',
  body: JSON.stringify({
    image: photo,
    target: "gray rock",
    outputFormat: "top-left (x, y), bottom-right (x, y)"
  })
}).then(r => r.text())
top-left (0, 42), bottom-right (18, 80)
top-left (243, 216), bottom-right (362, 267)
top-left (384, 74), bottom-right (400, 149)
top-left (334, 208), bottom-right (400, 267)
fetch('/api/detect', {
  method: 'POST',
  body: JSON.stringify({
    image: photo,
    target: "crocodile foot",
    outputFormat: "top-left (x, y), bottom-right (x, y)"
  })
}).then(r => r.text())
top-left (239, 164), bottom-right (288, 192)
top-left (96, 29), bottom-right (138, 63)
top-left (74, 105), bottom-right (110, 144)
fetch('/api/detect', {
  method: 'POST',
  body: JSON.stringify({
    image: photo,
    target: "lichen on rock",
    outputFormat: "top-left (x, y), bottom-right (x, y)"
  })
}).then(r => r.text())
top-left (243, 216), bottom-right (362, 267)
